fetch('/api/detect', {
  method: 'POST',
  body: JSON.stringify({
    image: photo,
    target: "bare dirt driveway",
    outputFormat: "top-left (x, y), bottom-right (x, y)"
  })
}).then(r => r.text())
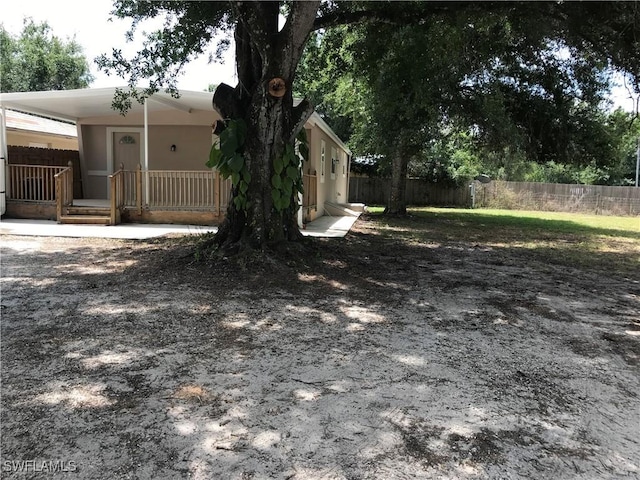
top-left (1, 213), bottom-right (639, 479)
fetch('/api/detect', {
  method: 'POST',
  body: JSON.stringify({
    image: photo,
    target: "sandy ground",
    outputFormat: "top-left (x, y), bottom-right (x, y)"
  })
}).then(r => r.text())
top-left (1, 217), bottom-right (639, 479)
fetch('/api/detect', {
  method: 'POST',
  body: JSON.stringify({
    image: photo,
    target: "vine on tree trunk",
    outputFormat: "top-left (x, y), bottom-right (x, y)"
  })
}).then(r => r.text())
top-left (207, 119), bottom-right (251, 211)
top-left (271, 129), bottom-right (310, 212)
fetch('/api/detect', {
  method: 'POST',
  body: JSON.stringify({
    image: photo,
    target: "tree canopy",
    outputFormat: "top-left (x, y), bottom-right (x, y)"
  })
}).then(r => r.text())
top-left (296, 2), bottom-right (640, 210)
top-left (98, 1), bottom-right (640, 250)
top-left (0, 18), bottom-right (94, 92)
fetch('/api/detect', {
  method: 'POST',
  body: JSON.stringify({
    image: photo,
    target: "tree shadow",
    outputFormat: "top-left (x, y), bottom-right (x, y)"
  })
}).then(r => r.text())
top-left (1, 226), bottom-right (639, 478)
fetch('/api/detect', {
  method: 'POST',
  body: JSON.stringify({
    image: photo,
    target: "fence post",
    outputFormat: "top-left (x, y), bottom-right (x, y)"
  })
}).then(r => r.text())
top-left (136, 164), bottom-right (142, 214)
top-left (55, 175), bottom-right (62, 222)
top-left (66, 161), bottom-right (73, 206)
top-left (215, 171), bottom-right (221, 215)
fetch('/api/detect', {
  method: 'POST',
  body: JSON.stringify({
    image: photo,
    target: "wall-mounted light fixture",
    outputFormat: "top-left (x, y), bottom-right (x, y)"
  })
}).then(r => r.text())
top-left (170, 144), bottom-right (177, 152)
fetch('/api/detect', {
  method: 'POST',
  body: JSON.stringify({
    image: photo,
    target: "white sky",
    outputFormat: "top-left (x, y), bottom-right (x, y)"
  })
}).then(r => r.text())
top-left (2, 0), bottom-right (637, 112)
top-left (2, 0), bottom-right (237, 92)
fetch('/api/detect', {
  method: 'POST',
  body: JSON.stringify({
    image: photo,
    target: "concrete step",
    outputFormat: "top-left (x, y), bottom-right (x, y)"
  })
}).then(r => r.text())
top-left (59, 215), bottom-right (112, 225)
top-left (324, 202), bottom-right (362, 217)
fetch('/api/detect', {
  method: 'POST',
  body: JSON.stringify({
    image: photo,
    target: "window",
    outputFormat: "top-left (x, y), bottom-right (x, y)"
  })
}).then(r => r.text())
top-left (119, 135), bottom-right (137, 145)
top-left (330, 147), bottom-right (337, 180)
top-left (320, 140), bottom-right (326, 183)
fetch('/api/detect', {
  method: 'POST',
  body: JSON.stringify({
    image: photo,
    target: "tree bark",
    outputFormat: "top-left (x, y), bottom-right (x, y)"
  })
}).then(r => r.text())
top-left (211, 1), bottom-right (319, 252)
top-left (386, 141), bottom-right (409, 215)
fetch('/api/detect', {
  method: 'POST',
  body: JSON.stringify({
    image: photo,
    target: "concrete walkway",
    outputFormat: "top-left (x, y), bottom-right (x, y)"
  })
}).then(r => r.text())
top-left (0, 215), bottom-right (360, 240)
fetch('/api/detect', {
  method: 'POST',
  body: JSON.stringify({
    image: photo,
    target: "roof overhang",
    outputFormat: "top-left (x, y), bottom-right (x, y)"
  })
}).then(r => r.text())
top-left (0, 87), bottom-right (351, 155)
top-left (0, 87), bottom-right (213, 122)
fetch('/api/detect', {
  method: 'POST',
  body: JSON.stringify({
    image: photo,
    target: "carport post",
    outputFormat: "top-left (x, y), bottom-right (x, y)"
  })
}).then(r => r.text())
top-left (144, 98), bottom-right (149, 205)
top-left (0, 107), bottom-right (7, 215)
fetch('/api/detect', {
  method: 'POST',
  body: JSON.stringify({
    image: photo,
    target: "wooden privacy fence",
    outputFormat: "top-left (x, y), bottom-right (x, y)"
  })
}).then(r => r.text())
top-left (476, 181), bottom-right (640, 216)
top-left (349, 176), bottom-right (471, 207)
top-left (349, 176), bottom-right (640, 215)
top-left (8, 146), bottom-right (82, 198)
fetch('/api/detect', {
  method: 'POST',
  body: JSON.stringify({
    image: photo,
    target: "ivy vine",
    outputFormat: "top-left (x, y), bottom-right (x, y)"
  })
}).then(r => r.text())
top-left (271, 130), bottom-right (309, 212)
top-left (207, 119), bottom-right (251, 211)
top-left (207, 121), bottom-right (310, 214)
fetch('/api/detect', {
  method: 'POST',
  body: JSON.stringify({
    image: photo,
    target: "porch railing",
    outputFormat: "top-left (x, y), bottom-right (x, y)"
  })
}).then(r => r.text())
top-left (7, 162), bottom-right (234, 217)
top-left (109, 163), bottom-right (125, 225)
top-left (8, 164), bottom-right (66, 202)
top-left (140, 169), bottom-right (231, 213)
top-left (54, 162), bottom-right (74, 221)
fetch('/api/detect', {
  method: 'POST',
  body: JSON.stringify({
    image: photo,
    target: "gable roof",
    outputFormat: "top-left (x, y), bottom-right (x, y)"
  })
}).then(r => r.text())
top-left (5, 109), bottom-right (77, 138)
top-left (0, 87), bottom-right (351, 155)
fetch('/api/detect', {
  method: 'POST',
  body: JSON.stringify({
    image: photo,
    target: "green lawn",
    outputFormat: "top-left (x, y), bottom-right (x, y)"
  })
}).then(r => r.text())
top-left (362, 206), bottom-right (640, 276)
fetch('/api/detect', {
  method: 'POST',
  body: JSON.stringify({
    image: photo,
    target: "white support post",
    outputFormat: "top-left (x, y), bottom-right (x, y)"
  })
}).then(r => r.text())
top-left (144, 98), bottom-right (150, 205)
top-left (0, 107), bottom-right (7, 214)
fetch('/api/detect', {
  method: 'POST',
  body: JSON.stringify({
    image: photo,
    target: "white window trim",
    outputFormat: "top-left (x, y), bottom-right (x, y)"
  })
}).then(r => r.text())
top-left (320, 140), bottom-right (326, 184)
top-left (330, 146), bottom-right (337, 180)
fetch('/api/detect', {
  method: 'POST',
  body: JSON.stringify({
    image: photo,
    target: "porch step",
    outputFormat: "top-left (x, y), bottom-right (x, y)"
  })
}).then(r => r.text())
top-left (65, 206), bottom-right (111, 216)
top-left (59, 205), bottom-right (113, 225)
top-left (59, 214), bottom-right (112, 225)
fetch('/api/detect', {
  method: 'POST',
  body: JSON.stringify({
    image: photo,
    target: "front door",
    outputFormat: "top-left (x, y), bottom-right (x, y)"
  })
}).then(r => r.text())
top-left (113, 132), bottom-right (140, 172)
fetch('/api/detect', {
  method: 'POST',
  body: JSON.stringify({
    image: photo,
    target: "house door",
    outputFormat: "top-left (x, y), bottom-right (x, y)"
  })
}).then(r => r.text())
top-left (113, 132), bottom-right (140, 172)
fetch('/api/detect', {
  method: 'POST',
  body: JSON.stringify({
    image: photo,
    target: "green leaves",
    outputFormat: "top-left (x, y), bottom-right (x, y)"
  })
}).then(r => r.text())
top-left (207, 118), bottom-right (250, 212)
top-left (270, 134), bottom-right (309, 213)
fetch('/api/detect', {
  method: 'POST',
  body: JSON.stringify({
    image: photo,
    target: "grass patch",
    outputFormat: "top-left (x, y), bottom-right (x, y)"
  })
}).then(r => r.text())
top-left (362, 207), bottom-right (640, 276)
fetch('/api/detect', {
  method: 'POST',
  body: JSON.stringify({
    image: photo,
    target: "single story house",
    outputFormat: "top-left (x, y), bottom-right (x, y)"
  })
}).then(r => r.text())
top-left (0, 87), bottom-right (361, 225)
top-left (3, 109), bottom-right (78, 150)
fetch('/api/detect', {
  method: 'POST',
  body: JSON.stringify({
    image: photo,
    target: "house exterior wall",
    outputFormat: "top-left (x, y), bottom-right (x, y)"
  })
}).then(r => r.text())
top-left (78, 110), bottom-right (215, 198)
top-left (307, 125), bottom-right (350, 216)
top-left (147, 126), bottom-right (212, 171)
top-left (75, 108), bottom-right (349, 215)
top-left (81, 125), bottom-right (109, 198)
top-left (6, 130), bottom-right (78, 150)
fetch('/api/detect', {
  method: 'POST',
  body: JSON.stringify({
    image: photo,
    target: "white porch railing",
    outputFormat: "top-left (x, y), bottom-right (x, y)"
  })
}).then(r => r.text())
top-left (123, 167), bottom-right (232, 213)
top-left (7, 163), bottom-right (233, 216)
top-left (7, 164), bottom-right (66, 202)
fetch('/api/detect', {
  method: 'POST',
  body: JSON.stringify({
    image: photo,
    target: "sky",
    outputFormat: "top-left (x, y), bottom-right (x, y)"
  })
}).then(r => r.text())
top-left (2, 0), bottom-right (638, 112)
top-left (2, 0), bottom-right (237, 92)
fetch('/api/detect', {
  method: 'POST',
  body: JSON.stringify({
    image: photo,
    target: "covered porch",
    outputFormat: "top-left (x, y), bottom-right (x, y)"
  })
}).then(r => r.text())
top-left (4, 160), bottom-right (235, 225)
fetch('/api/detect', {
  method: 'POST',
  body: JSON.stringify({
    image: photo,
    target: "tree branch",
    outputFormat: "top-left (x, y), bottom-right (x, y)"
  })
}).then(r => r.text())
top-left (287, 99), bottom-right (315, 143)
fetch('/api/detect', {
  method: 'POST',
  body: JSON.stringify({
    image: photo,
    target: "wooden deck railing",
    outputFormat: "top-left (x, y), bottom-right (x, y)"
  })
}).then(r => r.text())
top-left (144, 170), bottom-right (231, 212)
top-left (8, 161), bottom-right (235, 218)
top-left (109, 163), bottom-right (125, 225)
top-left (54, 162), bottom-right (74, 221)
top-left (8, 164), bottom-right (66, 202)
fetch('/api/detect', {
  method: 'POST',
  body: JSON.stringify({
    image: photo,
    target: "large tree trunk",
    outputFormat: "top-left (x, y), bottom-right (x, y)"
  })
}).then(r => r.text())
top-left (210, 1), bottom-right (319, 252)
top-left (386, 141), bottom-right (409, 215)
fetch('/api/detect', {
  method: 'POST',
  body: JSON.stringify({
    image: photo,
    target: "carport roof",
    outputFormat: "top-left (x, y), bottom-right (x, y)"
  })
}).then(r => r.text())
top-left (0, 87), bottom-right (214, 122)
top-left (0, 86), bottom-right (351, 155)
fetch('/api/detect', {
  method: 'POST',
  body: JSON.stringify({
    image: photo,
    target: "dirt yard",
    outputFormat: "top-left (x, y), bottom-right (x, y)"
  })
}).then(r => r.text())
top-left (1, 214), bottom-right (639, 479)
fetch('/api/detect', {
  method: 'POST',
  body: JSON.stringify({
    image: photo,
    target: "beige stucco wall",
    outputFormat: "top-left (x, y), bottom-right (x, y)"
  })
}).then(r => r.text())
top-left (79, 113), bottom-right (214, 198)
top-left (307, 125), bottom-right (350, 217)
top-left (6, 130), bottom-right (78, 150)
top-left (76, 108), bottom-right (350, 211)
top-left (147, 126), bottom-right (212, 171)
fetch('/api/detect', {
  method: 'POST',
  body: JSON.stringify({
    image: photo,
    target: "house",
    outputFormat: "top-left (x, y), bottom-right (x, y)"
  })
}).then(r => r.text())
top-left (0, 87), bottom-right (361, 225)
top-left (3, 109), bottom-right (78, 150)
